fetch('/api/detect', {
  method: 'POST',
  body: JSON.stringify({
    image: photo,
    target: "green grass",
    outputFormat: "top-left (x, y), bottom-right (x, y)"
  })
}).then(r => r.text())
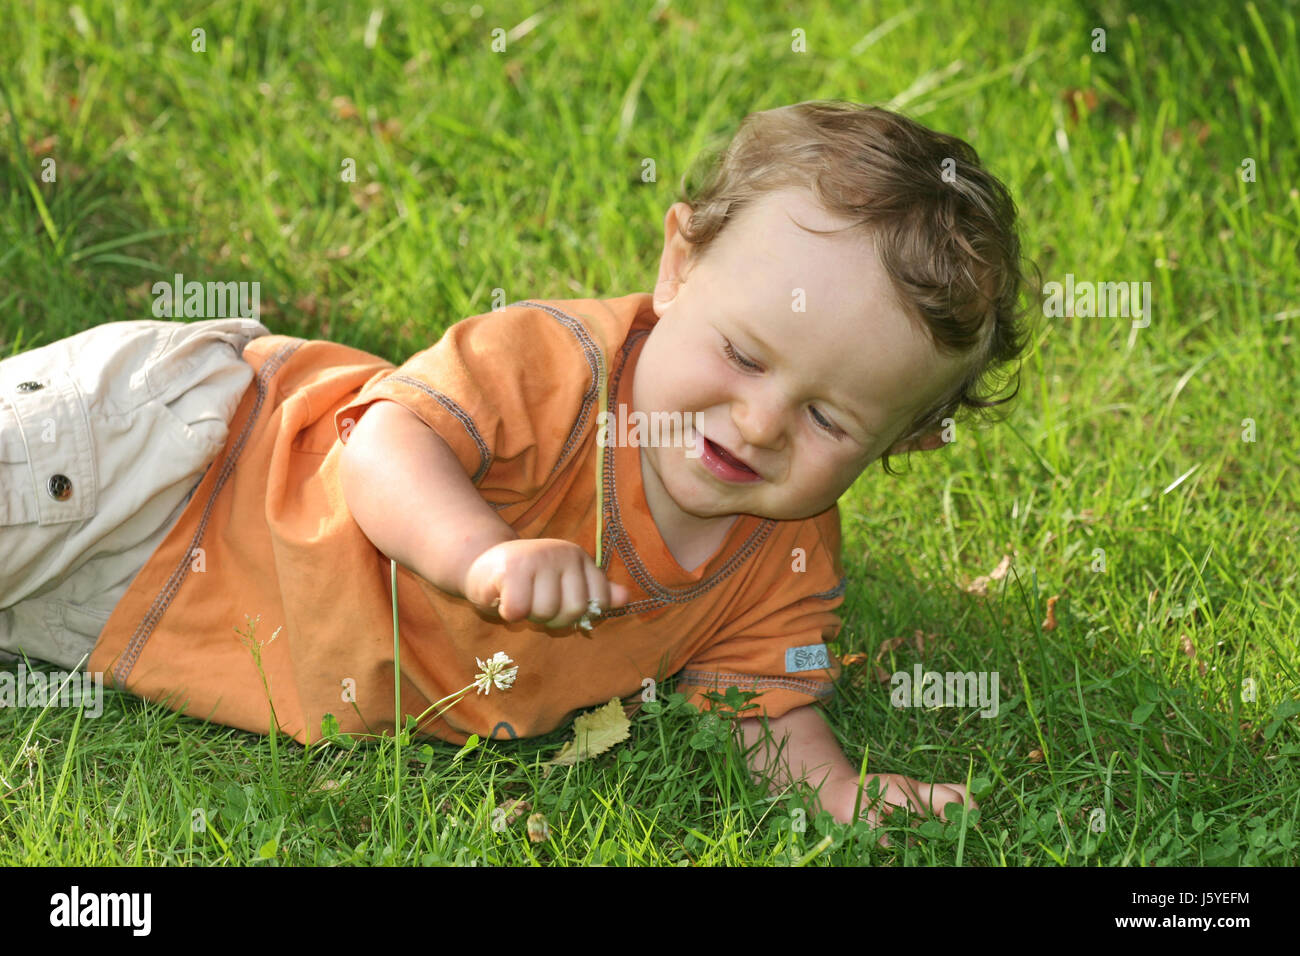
top-left (2, 0), bottom-right (1297, 865)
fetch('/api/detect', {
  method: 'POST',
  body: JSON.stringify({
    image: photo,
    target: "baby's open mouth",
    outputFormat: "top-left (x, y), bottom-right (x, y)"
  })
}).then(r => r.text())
top-left (705, 438), bottom-right (756, 475)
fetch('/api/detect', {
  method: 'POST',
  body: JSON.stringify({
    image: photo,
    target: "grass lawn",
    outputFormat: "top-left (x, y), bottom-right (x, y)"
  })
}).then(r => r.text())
top-left (1, 0), bottom-right (1297, 865)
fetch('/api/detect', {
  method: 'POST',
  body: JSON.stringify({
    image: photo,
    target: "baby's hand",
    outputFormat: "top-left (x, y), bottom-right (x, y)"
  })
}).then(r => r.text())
top-left (461, 538), bottom-right (630, 632)
top-left (828, 773), bottom-right (975, 847)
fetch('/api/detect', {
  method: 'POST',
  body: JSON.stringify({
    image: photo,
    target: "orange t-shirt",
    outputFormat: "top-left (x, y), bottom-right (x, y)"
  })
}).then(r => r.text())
top-left (89, 293), bottom-right (846, 746)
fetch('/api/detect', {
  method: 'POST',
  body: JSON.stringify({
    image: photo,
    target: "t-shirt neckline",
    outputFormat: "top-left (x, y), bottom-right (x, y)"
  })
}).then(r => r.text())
top-left (605, 330), bottom-right (763, 586)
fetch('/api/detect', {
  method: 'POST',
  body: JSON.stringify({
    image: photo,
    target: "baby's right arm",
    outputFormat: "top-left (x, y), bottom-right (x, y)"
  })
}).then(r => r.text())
top-left (340, 399), bottom-right (628, 629)
top-left (340, 399), bottom-right (519, 599)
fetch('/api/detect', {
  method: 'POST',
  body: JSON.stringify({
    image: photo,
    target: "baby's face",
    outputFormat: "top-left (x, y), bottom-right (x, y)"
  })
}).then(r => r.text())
top-left (632, 187), bottom-right (963, 538)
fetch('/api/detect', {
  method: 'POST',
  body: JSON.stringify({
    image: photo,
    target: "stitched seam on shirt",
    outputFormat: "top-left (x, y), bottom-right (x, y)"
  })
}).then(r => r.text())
top-left (375, 376), bottom-right (492, 484)
top-left (600, 330), bottom-right (677, 609)
top-left (596, 328), bottom-right (775, 615)
top-left (508, 301), bottom-right (602, 477)
top-left (376, 302), bottom-right (602, 492)
top-left (676, 669), bottom-right (835, 699)
top-left (558, 326), bottom-right (657, 614)
top-left (112, 339), bottom-right (304, 687)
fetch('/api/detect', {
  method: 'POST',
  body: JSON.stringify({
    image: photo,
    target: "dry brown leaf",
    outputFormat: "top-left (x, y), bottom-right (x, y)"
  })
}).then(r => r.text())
top-left (1042, 594), bottom-right (1060, 631)
top-left (872, 665), bottom-right (891, 684)
top-left (1179, 633), bottom-right (1196, 659)
top-left (653, 7), bottom-right (698, 30)
top-left (1028, 749), bottom-right (1043, 763)
top-left (495, 798), bottom-right (530, 827)
top-left (331, 95), bottom-right (359, 120)
top-left (873, 637), bottom-right (906, 663)
top-left (965, 553), bottom-right (1013, 596)
top-left (840, 653), bottom-right (870, 666)
top-left (351, 181), bottom-right (383, 210)
top-left (1166, 120), bottom-right (1210, 148)
top-left (909, 629), bottom-right (939, 655)
top-left (29, 134), bottom-right (58, 156)
top-left (1061, 87), bottom-right (1099, 124)
top-left (544, 698), bottom-right (631, 771)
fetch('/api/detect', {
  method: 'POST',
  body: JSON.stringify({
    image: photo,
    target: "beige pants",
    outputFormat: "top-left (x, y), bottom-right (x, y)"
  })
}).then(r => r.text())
top-left (0, 318), bottom-right (270, 670)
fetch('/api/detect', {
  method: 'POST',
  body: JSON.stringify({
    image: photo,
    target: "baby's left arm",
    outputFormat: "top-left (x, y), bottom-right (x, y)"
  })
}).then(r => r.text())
top-left (736, 705), bottom-right (973, 840)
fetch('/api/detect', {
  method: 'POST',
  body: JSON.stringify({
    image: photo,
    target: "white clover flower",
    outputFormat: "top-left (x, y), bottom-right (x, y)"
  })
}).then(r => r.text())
top-left (576, 598), bottom-right (602, 632)
top-left (473, 651), bottom-right (518, 695)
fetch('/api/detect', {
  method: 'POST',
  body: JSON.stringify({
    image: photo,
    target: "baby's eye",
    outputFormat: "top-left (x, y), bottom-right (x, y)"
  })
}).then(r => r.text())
top-left (809, 406), bottom-right (838, 434)
top-left (723, 340), bottom-right (762, 371)
top-left (724, 339), bottom-right (842, 438)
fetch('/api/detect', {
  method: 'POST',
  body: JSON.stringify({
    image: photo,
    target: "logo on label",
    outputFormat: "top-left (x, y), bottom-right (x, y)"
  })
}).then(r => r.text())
top-left (785, 645), bottom-right (830, 673)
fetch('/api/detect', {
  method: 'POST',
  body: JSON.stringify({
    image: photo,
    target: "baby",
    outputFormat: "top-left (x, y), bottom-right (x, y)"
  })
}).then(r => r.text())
top-left (0, 100), bottom-right (1027, 837)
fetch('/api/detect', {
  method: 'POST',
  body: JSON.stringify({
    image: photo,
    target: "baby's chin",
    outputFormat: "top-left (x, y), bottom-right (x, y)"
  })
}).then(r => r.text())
top-left (718, 496), bottom-right (836, 524)
top-left (767, 488), bottom-right (849, 521)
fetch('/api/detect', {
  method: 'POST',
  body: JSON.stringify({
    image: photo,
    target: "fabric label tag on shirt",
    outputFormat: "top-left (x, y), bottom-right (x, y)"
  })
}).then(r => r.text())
top-left (785, 644), bottom-right (831, 673)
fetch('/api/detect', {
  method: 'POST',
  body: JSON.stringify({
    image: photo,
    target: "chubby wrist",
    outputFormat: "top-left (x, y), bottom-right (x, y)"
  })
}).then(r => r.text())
top-left (442, 525), bottom-right (519, 599)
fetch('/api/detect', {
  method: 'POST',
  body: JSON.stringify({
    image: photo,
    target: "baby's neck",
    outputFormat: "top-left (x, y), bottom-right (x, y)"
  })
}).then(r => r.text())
top-left (658, 513), bottom-right (739, 573)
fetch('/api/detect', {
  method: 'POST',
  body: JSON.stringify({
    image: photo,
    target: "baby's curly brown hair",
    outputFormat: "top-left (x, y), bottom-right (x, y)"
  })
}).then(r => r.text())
top-left (676, 100), bottom-right (1034, 476)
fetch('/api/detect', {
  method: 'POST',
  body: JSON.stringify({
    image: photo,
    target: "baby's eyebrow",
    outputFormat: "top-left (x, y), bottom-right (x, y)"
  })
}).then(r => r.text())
top-left (738, 324), bottom-right (781, 365)
top-left (835, 398), bottom-right (876, 439)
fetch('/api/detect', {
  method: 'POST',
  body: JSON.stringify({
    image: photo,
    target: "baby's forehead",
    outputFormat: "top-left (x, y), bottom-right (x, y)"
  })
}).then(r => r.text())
top-left (786, 310), bottom-right (954, 380)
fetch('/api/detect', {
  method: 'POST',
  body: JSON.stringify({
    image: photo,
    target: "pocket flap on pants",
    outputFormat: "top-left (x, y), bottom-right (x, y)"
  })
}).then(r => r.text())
top-left (0, 370), bottom-right (96, 526)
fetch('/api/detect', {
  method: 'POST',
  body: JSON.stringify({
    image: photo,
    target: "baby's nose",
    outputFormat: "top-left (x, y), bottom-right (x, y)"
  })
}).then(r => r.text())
top-left (733, 393), bottom-right (788, 447)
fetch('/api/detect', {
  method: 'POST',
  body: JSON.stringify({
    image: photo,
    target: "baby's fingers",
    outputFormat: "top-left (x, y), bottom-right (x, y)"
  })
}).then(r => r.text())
top-left (577, 565), bottom-right (631, 622)
top-left (922, 783), bottom-right (976, 822)
top-left (495, 574), bottom-right (537, 624)
top-left (865, 800), bottom-right (920, 850)
top-left (496, 560), bottom-right (552, 624)
top-left (543, 563), bottom-right (630, 633)
top-left (539, 564), bottom-right (592, 630)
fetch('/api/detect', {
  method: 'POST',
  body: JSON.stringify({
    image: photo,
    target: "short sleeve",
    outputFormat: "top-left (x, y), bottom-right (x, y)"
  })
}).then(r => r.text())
top-left (675, 576), bottom-right (847, 721)
top-left (333, 304), bottom-right (605, 505)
